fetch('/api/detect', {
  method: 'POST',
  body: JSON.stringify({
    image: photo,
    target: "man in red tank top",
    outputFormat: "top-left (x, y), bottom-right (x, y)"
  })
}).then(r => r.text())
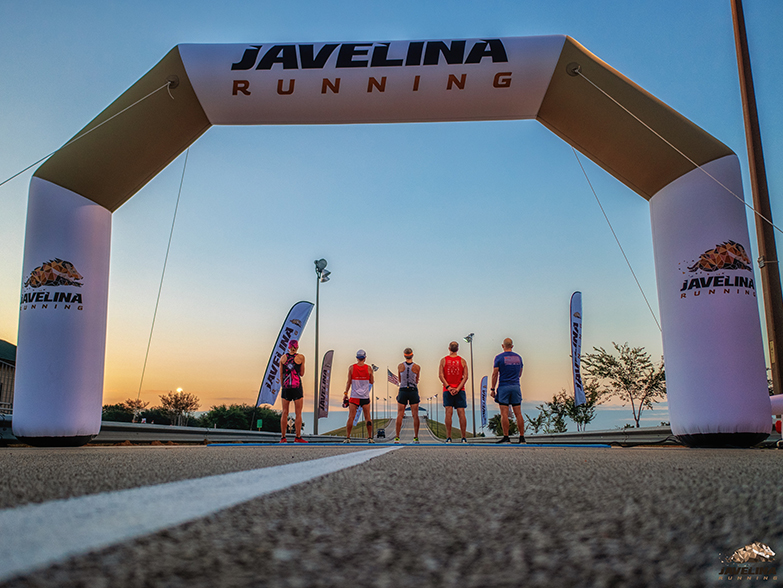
top-left (438, 341), bottom-right (469, 443)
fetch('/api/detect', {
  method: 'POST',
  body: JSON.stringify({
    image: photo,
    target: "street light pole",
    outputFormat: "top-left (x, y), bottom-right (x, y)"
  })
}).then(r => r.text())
top-left (464, 333), bottom-right (476, 437)
top-left (313, 259), bottom-right (330, 436)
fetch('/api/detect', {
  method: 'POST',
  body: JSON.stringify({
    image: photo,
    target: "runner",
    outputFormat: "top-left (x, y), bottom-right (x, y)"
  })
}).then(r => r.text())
top-left (279, 339), bottom-right (307, 443)
top-left (343, 349), bottom-right (375, 443)
top-left (438, 341), bottom-right (469, 443)
top-left (395, 347), bottom-right (421, 444)
top-left (490, 337), bottom-right (526, 444)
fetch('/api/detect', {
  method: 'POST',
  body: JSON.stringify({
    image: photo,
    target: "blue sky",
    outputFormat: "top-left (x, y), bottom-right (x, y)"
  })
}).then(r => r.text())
top-left (1, 0), bottom-right (781, 428)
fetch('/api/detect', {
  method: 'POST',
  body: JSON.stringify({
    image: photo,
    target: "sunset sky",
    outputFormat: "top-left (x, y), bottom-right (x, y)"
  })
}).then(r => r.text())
top-left (1, 0), bottom-right (782, 430)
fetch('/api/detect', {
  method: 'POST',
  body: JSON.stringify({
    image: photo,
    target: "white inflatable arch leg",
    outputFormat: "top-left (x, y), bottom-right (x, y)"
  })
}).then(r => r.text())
top-left (651, 155), bottom-right (770, 446)
top-left (14, 178), bottom-right (111, 445)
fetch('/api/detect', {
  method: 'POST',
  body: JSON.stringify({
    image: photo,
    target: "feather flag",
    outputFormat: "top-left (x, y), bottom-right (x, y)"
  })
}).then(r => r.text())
top-left (318, 350), bottom-right (334, 419)
top-left (256, 301), bottom-right (314, 406)
top-left (480, 375), bottom-right (488, 428)
top-left (570, 292), bottom-right (586, 406)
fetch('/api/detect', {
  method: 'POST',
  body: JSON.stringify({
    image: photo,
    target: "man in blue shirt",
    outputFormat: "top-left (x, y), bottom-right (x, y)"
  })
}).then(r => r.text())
top-left (490, 338), bottom-right (525, 444)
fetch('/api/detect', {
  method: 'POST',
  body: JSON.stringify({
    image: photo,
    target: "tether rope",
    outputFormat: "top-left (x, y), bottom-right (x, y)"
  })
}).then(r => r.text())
top-left (575, 68), bottom-right (783, 237)
top-left (0, 81), bottom-right (173, 189)
top-left (572, 147), bottom-right (662, 332)
top-left (136, 148), bottom-right (189, 401)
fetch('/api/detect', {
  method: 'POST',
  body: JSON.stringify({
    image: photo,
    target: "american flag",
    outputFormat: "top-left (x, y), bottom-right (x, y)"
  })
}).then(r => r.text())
top-left (387, 369), bottom-right (399, 386)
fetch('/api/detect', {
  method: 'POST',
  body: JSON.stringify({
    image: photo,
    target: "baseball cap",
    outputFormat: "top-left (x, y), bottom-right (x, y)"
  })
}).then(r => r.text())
top-left (356, 349), bottom-right (366, 359)
top-left (288, 339), bottom-right (299, 350)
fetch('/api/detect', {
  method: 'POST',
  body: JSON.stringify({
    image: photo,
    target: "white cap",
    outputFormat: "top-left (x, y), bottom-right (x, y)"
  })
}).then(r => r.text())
top-left (356, 349), bottom-right (366, 359)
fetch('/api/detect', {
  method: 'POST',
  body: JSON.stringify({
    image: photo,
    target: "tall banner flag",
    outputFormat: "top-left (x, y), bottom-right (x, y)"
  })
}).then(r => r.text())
top-left (318, 350), bottom-right (334, 419)
top-left (570, 291), bottom-right (586, 406)
top-left (480, 376), bottom-right (488, 428)
top-left (256, 301), bottom-right (314, 406)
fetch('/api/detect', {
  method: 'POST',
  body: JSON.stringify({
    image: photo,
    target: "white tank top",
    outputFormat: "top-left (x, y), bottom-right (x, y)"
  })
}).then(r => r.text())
top-left (400, 362), bottom-right (417, 388)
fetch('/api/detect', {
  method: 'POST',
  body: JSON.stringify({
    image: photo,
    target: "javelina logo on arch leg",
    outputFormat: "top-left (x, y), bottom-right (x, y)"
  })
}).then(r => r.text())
top-left (24, 258), bottom-right (84, 288)
top-left (687, 240), bottom-right (751, 272)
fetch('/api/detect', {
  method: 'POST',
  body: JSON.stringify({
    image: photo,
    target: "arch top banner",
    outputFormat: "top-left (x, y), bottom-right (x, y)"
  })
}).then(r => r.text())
top-left (35, 35), bottom-right (732, 212)
top-left (179, 36), bottom-right (565, 125)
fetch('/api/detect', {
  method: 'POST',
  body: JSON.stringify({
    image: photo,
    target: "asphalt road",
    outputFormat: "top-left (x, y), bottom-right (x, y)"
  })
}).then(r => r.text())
top-left (1, 443), bottom-right (782, 587)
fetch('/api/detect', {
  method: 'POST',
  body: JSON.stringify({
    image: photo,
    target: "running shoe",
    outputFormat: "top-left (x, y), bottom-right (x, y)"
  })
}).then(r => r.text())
top-left (367, 438), bottom-right (375, 443)
top-left (394, 437), bottom-right (400, 444)
top-left (518, 436), bottom-right (526, 444)
top-left (496, 436), bottom-right (511, 443)
top-left (343, 438), bottom-right (351, 444)
top-left (461, 438), bottom-right (468, 443)
top-left (279, 437), bottom-right (287, 443)
top-left (412, 437), bottom-right (420, 444)
top-left (445, 437), bottom-right (452, 443)
top-left (294, 437), bottom-right (308, 443)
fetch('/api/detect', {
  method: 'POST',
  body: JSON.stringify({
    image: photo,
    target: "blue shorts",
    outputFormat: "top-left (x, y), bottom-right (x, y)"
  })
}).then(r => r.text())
top-left (443, 389), bottom-right (467, 409)
top-left (496, 384), bottom-right (522, 406)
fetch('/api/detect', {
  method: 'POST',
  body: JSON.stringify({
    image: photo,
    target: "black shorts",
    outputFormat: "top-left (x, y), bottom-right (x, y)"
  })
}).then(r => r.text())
top-left (397, 386), bottom-right (420, 406)
top-left (349, 397), bottom-right (370, 407)
top-left (281, 386), bottom-right (304, 401)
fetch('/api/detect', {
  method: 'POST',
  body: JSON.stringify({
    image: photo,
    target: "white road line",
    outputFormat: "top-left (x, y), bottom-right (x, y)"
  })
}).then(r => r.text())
top-left (0, 447), bottom-right (399, 582)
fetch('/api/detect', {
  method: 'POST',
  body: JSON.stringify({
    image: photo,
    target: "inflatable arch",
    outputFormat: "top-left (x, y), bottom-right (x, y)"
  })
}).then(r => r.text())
top-left (14, 36), bottom-right (772, 446)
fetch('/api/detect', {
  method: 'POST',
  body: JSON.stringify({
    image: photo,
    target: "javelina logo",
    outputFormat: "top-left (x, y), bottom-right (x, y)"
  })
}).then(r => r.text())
top-left (688, 241), bottom-right (751, 273)
top-left (729, 542), bottom-right (776, 564)
top-left (24, 259), bottom-right (83, 288)
top-left (291, 319), bottom-right (302, 327)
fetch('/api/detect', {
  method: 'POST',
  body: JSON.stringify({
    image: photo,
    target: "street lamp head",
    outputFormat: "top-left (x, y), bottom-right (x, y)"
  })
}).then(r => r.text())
top-left (464, 333), bottom-right (474, 343)
top-left (314, 259), bottom-right (328, 271)
top-left (320, 269), bottom-right (331, 283)
top-left (371, 364), bottom-right (379, 371)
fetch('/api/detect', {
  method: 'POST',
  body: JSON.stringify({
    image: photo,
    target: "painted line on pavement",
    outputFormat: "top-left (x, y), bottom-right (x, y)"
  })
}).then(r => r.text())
top-left (0, 446), bottom-right (399, 582)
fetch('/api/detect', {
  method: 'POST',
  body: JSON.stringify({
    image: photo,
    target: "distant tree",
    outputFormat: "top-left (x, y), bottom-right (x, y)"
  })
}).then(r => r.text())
top-left (566, 379), bottom-right (605, 432)
top-left (102, 403), bottom-right (133, 422)
top-left (488, 413), bottom-right (518, 437)
top-left (582, 342), bottom-right (666, 428)
top-left (159, 390), bottom-right (200, 426)
top-left (139, 407), bottom-right (171, 425)
top-left (197, 404), bottom-right (282, 432)
top-left (523, 410), bottom-right (547, 434)
top-left (123, 398), bottom-right (149, 423)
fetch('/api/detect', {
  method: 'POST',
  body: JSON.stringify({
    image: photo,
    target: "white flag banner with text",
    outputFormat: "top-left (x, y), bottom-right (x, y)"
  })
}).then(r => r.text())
top-left (318, 350), bottom-right (334, 419)
top-left (570, 291), bottom-right (586, 406)
top-left (256, 301), bottom-right (314, 406)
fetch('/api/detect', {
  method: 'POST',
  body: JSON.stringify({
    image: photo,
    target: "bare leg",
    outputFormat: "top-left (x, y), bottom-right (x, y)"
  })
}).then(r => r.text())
top-left (294, 397), bottom-right (304, 437)
top-left (411, 403), bottom-right (420, 437)
top-left (396, 403), bottom-right (405, 437)
top-left (500, 404), bottom-right (510, 436)
top-left (280, 398), bottom-right (290, 438)
top-left (457, 408), bottom-right (467, 438)
top-left (512, 405), bottom-right (525, 437)
top-left (362, 404), bottom-right (373, 439)
top-left (346, 404), bottom-right (357, 438)
top-left (445, 406), bottom-right (454, 438)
